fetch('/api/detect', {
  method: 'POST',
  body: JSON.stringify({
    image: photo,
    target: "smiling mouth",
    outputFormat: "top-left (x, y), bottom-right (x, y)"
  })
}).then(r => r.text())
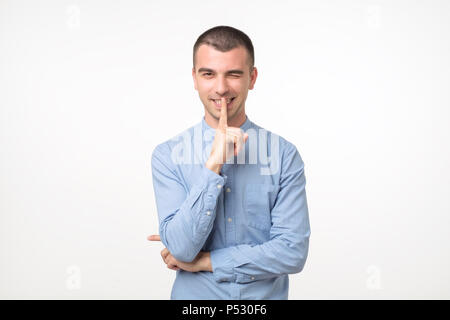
top-left (211, 97), bottom-right (235, 108)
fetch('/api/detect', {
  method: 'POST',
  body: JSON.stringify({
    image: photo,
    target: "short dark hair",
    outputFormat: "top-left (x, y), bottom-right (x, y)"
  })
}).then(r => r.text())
top-left (193, 26), bottom-right (255, 70)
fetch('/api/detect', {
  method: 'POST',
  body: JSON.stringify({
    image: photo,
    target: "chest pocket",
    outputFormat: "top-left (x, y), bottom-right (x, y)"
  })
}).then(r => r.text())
top-left (244, 183), bottom-right (280, 231)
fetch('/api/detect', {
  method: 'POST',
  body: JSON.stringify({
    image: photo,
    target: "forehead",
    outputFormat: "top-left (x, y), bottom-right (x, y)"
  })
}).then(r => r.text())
top-left (195, 44), bottom-right (249, 71)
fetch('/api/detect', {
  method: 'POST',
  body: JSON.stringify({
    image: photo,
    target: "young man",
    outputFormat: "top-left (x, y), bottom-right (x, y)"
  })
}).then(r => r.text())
top-left (149, 26), bottom-right (310, 299)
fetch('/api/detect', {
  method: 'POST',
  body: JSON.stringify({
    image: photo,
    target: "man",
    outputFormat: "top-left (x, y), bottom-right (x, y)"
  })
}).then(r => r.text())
top-left (148, 26), bottom-right (310, 299)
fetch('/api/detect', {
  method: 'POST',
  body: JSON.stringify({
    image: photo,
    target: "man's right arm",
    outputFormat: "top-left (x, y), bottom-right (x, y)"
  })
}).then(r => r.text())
top-left (151, 143), bottom-right (226, 262)
top-left (152, 98), bottom-right (248, 263)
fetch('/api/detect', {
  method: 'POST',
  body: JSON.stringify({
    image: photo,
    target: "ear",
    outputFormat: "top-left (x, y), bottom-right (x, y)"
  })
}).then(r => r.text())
top-left (192, 67), bottom-right (198, 91)
top-left (248, 67), bottom-right (258, 90)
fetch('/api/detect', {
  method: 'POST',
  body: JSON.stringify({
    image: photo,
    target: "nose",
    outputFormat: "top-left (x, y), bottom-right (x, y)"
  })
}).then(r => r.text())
top-left (215, 74), bottom-right (229, 96)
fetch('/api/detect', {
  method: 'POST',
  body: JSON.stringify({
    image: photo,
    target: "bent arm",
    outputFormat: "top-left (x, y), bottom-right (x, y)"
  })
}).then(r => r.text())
top-left (151, 143), bottom-right (226, 262)
top-left (210, 144), bottom-right (311, 283)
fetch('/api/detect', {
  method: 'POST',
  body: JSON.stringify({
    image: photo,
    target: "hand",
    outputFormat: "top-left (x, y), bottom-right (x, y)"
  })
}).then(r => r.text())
top-left (147, 234), bottom-right (212, 272)
top-left (206, 97), bottom-right (249, 174)
top-left (160, 248), bottom-right (211, 272)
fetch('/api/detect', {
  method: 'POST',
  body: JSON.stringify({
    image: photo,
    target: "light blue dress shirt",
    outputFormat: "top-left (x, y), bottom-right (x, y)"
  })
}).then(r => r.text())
top-left (151, 115), bottom-right (310, 299)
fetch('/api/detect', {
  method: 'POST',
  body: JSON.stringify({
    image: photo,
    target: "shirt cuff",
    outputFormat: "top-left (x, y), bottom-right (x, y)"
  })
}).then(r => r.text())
top-left (210, 247), bottom-right (236, 283)
top-left (201, 165), bottom-right (227, 208)
top-left (202, 164), bottom-right (227, 185)
top-left (211, 245), bottom-right (259, 283)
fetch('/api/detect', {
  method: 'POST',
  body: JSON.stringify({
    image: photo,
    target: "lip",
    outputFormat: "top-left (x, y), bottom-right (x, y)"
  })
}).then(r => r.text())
top-left (211, 97), bottom-right (235, 109)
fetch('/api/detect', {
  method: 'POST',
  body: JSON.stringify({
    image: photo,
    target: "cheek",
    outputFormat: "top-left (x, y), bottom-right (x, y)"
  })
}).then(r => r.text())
top-left (197, 82), bottom-right (213, 96)
top-left (234, 89), bottom-right (247, 101)
top-left (232, 80), bottom-right (248, 94)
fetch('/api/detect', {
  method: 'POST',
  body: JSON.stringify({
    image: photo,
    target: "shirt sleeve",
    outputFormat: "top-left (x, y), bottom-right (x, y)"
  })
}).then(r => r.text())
top-left (210, 143), bottom-right (310, 283)
top-left (151, 143), bottom-right (227, 262)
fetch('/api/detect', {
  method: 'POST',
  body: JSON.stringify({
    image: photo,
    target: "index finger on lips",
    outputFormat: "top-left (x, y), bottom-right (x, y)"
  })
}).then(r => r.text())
top-left (218, 97), bottom-right (228, 131)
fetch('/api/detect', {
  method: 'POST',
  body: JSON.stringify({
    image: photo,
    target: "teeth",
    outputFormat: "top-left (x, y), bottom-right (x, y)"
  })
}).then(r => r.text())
top-left (214, 98), bottom-right (233, 105)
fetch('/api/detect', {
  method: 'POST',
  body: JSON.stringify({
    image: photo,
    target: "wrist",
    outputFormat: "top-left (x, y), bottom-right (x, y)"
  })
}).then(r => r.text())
top-left (205, 159), bottom-right (223, 175)
top-left (201, 252), bottom-right (212, 272)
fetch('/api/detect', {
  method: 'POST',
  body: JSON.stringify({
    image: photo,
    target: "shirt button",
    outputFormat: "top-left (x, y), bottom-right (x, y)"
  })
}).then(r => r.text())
top-left (206, 211), bottom-right (211, 216)
top-left (217, 184), bottom-right (222, 189)
top-left (251, 276), bottom-right (255, 280)
top-left (227, 217), bottom-right (232, 222)
top-left (226, 187), bottom-right (231, 193)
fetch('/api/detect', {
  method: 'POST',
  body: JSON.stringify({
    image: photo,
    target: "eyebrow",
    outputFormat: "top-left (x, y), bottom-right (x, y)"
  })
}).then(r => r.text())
top-left (197, 68), bottom-right (244, 75)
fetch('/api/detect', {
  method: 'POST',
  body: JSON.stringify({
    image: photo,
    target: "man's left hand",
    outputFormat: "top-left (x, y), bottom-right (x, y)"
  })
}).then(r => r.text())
top-left (147, 234), bottom-right (212, 272)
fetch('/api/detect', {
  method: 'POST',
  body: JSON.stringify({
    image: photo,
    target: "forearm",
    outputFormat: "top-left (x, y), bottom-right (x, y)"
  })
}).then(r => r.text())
top-left (210, 232), bottom-right (309, 283)
top-left (200, 252), bottom-right (213, 272)
top-left (206, 143), bottom-right (311, 283)
top-left (158, 165), bottom-right (226, 262)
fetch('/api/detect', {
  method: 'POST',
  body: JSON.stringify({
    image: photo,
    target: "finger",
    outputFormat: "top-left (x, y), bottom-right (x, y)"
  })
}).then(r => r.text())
top-left (218, 97), bottom-right (228, 131)
top-left (225, 128), bottom-right (241, 141)
top-left (225, 127), bottom-right (242, 134)
top-left (243, 133), bottom-right (249, 143)
top-left (226, 128), bottom-right (246, 141)
top-left (166, 255), bottom-right (179, 269)
top-left (147, 235), bottom-right (160, 241)
top-left (234, 140), bottom-right (243, 156)
top-left (234, 132), bottom-right (245, 155)
top-left (161, 248), bottom-right (170, 260)
top-left (224, 128), bottom-right (244, 156)
top-left (163, 251), bottom-right (173, 264)
top-left (167, 264), bottom-right (179, 271)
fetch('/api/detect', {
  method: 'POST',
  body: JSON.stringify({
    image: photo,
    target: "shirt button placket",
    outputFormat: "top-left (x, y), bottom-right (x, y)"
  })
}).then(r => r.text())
top-left (223, 166), bottom-right (235, 247)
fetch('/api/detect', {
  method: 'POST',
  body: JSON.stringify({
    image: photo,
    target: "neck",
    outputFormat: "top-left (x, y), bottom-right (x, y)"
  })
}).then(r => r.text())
top-left (204, 109), bottom-right (247, 129)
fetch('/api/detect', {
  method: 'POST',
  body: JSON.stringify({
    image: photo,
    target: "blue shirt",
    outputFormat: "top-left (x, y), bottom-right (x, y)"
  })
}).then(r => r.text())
top-left (151, 115), bottom-right (310, 299)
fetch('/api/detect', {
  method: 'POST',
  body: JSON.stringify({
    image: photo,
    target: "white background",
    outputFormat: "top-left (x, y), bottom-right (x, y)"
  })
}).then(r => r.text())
top-left (1, 0), bottom-right (449, 299)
